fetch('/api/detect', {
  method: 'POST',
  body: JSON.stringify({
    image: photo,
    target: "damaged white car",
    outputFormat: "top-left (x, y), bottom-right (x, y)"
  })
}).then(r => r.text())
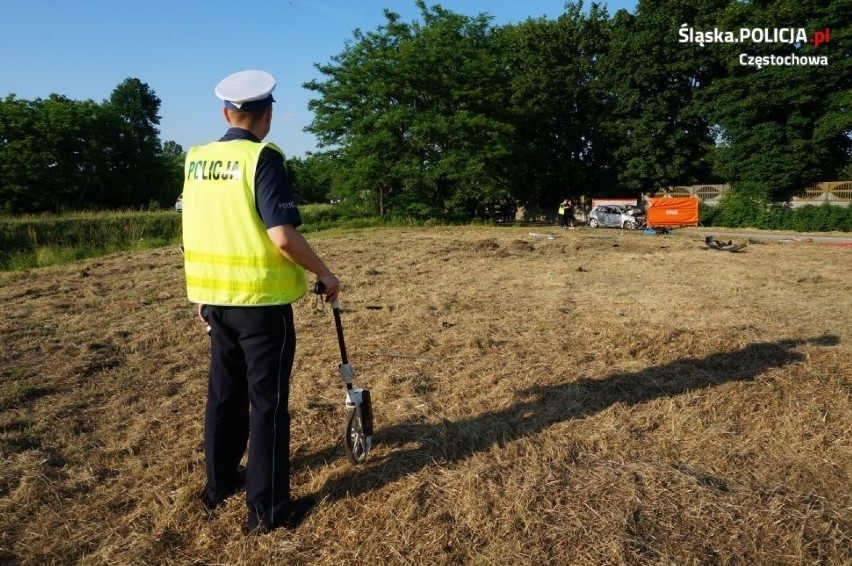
top-left (587, 204), bottom-right (645, 230)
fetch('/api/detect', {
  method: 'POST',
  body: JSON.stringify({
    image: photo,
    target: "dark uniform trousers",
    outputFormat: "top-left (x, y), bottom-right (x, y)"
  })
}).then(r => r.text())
top-left (204, 303), bottom-right (296, 530)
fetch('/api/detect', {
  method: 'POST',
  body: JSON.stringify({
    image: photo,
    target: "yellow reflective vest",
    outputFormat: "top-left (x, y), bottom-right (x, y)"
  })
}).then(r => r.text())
top-left (182, 140), bottom-right (306, 306)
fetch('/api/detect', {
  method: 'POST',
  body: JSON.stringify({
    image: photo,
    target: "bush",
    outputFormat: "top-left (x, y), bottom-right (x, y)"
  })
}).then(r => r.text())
top-left (699, 202), bottom-right (719, 226)
top-left (299, 203), bottom-right (347, 225)
top-left (700, 180), bottom-right (851, 232)
top-left (789, 204), bottom-right (852, 232)
top-left (711, 183), bottom-right (769, 228)
top-left (0, 211), bottom-right (182, 270)
top-left (704, 196), bottom-right (851, 233)
top-left (764, 203), bottom-right (793, 231)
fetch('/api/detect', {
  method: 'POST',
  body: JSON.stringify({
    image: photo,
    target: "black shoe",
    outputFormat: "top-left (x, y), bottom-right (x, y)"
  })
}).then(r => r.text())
top-left (198, 491), bottom-right (219, 511)
top-left (199, 465), bottom-right (247, 511)
top-left (244, 496), bottom-right (317, 535)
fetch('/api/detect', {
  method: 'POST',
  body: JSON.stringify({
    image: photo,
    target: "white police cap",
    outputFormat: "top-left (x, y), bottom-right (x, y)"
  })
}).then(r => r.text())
top-left (215, 69), bottom-right (276, 111)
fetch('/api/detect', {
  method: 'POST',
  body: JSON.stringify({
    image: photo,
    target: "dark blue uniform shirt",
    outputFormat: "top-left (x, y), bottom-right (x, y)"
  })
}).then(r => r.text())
top-left (219, 128), bottom-right (302, 229)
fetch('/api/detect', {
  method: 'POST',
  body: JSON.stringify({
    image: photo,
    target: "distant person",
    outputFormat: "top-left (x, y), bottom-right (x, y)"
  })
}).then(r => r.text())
top-left (182, 69), bottom-right (340, 535)
top-left (564, 199), bottom-right (575, 229)
top-left (502, 196), bottom-right (517, 223)
top-left (557, 199), bottom-right (568, 227)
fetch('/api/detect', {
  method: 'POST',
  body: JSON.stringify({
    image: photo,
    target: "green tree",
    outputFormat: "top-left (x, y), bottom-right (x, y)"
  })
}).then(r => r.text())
top-left (0, 95), bottom-right (41, 212)
top-left (106, 78), bottom-right (163, 207)
top-left (0, 80), bottom-right (182, 213)
top-left (288, 152), bottom-right (337, 203)
top-left (701, 0), bottom-right (851, 200)
top-left (600, 0), bottom-right (729, 194)
top-left (305, 1), bottom-right (514, 218)
top-left (498, 3), bottom-right (614, 211)
top-left (0, 94), bottom-right (107, 212)
top-left (305, 10), bottom-right (411, 215)
top-left (155, 140), bottom-right (185, 206)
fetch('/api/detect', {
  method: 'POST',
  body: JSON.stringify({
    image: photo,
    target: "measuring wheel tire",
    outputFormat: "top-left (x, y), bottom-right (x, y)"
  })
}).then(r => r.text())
top-left (344, 389), bottom-right (373, 464)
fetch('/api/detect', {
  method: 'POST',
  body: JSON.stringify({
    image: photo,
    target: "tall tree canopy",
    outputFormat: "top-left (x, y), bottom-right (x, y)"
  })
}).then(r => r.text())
top-left (699, 0), bottom-right (851, 199)
top-left (106, 78), bottom-right (167, 207)
top-left (304, 0), bottom-right (848, 217)
top-left (306, 0), bottom-right (514, 218)
top-left (0, 78), bottom-right (183, 213)
top-left (599, 0), bottom-right (731, 194)
top-left (498, 3), bottom-right (614, 210)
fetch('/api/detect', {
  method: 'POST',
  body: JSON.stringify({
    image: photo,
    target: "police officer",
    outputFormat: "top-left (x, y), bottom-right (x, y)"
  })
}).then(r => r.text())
top-left (564, 198), bottom-right (575, 228)
top-left (182, 69), bottom-right (340, 534)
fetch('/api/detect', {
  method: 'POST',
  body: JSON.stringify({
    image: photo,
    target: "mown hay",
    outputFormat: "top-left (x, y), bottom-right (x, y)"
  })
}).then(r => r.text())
top-left (1, 226), bottom-right (850, 564)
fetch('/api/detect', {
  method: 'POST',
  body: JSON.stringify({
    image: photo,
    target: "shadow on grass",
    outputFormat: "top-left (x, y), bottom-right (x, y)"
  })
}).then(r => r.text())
top-left (297, 334), bottom-right (840, 501)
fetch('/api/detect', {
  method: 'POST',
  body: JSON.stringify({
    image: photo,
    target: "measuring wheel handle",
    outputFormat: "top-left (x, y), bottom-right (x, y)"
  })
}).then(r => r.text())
top-left (314, 281), bottom-right (374, 465)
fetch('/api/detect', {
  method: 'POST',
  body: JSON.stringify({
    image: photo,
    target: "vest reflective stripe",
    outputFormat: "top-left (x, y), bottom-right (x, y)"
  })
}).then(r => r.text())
top-left (184, 250), bottom-right (286, 269)
top-left (182, 140), bottom-right (306, 306)
top-left (185, 270), bottom-right (304, 295)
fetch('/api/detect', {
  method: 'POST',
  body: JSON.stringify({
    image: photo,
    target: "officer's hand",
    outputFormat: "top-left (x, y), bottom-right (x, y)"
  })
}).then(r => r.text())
top-left (318, 274), bottom-right (341, 303)
top-left (198, 304), bottom-right (209, 325)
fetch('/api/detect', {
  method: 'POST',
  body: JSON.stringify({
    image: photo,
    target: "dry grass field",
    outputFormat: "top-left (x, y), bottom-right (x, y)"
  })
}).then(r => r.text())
top-left (1, 225), bottom-right (850, 565)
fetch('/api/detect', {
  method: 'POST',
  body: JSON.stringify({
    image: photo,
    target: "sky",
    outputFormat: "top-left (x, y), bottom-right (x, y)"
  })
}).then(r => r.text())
top-left (0, 0), bottom-right (637, 158)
